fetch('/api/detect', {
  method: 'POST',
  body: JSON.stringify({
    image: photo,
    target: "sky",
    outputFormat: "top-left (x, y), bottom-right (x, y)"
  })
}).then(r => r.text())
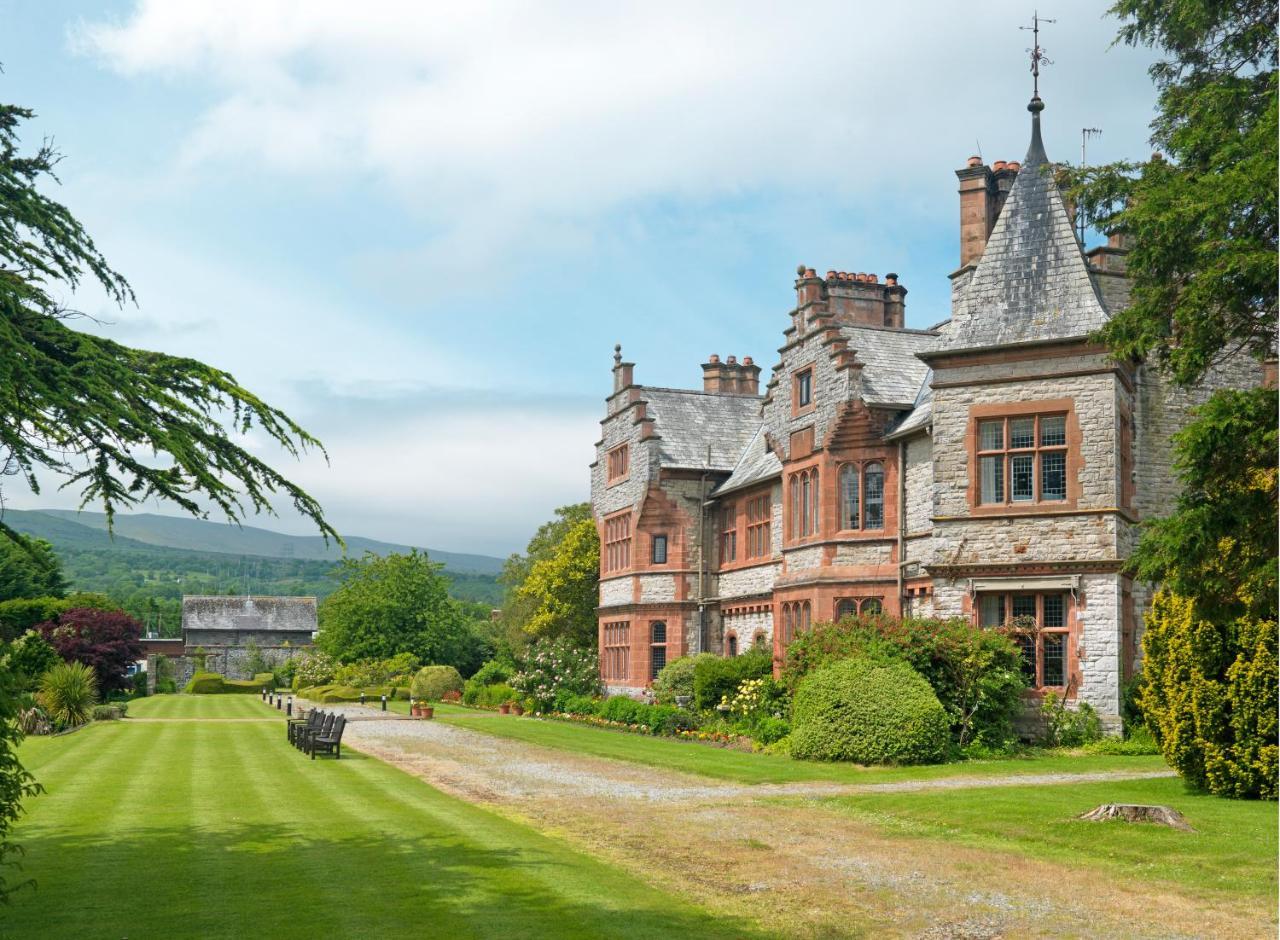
top-left (0, 1), bottom-right (1160, 557)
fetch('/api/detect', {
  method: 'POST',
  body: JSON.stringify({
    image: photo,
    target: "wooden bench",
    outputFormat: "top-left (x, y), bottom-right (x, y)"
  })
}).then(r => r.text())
top-left (309, 715), bottom-right (346, 760)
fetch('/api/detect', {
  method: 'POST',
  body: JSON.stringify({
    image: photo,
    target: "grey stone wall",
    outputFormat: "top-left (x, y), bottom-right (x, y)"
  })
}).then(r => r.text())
top-left (723, 610), bottom-right (773, 652)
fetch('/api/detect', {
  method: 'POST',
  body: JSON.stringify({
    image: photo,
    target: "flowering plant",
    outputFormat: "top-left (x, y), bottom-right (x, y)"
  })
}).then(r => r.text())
top-left (511, 637), bottom-right (601, 711)
top-left (718, 676), bottom-right (788, 720)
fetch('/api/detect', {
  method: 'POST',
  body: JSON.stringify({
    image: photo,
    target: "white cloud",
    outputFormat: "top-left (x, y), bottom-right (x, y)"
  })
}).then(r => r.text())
top-left (76, 2), bottom-right (1158, 276)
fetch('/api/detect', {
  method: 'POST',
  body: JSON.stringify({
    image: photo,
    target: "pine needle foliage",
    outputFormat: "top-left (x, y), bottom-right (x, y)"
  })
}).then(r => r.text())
top-left (0, 99), bottom-right (338, 545)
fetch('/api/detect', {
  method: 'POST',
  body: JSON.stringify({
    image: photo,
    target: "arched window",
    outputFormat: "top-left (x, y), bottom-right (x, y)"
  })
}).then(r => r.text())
top-left (782, 604), bottom-right (793, 644)
top-left (650, 621), bottom-right (667, 680)
top-left (752, 631), bottom-right (766, 650)
top-left (810, 469), bottom-right (820, 535)
top-left (840, 464), bottom-right (860, 530)
top-left (789, 475), bottom-right (801, 539)
top-left (864, 463), bottom-right (885, 529)
top-left (801, 473), bottom-right (811, 535)
top-left (801, 601), bottom-right (811, 632)
top-left (860, 598), bottom-right (883, 616)
top-left (727, 633), bottom-right (738, 657)
top-left (836, 599), bottom-right (858, 620)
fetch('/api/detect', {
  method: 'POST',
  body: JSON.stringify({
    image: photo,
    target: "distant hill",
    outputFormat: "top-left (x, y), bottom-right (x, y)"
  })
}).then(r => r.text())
top-left (20, 509), bottom-right (504, 575)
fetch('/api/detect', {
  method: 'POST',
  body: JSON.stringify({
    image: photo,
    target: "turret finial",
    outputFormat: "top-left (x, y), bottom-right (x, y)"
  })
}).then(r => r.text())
top-left (613, 344), bottom-right (622, 366)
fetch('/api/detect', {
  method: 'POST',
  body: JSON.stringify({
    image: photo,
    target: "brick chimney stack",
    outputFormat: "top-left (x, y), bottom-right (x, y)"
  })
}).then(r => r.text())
top-left (955, 157), bottom-right (1020, 269)
top-left (702, 354), bottom-right (761, 395)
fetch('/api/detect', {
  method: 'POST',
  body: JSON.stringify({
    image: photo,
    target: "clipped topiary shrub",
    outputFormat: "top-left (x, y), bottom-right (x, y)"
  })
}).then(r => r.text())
top-left (319, 685), bottom-right (363, 703)
top-left (598, 695), bottom-right (644, 725)
top-left (692, 648), bottom-right (772, 711)
top-left (410, 665), bottom-right (464, 701)
top-left (791, 658), bottom-right (949, 765)
top-left (92, 704), bottom-right (125, 721)
top-left (184, 672), bottom-right (226, 694)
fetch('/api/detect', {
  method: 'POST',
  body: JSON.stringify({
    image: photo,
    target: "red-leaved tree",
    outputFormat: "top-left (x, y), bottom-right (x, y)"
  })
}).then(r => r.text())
top-left (38, 608), bottom-right (143, 694)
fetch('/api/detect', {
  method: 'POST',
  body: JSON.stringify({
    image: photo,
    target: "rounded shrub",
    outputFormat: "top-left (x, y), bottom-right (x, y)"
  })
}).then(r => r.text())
top-left (791, 658), bottom-right (949, 765)
top-left (410, 665), bottom-right (464, 701)
top-left (319, 685), bottom-right (362, 703)
top-left (652, 654), bottom-right (717, 705)
top-left (184, 672), bottom-right (226, 694)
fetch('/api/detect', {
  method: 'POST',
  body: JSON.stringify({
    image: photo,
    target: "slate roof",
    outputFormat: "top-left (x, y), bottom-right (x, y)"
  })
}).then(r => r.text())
top-left (939, 100), bottom-right (1110, 351)
top-left (886, 368), bottom-right (934, 439)
top-left (641, 387), bottom-right (763, 471)
top-left (842, 324), bottom-right (937, 406)
top-left (715, 426), bottom-right (782, 495)
top-left (182, 595), bottom-right (317, 634)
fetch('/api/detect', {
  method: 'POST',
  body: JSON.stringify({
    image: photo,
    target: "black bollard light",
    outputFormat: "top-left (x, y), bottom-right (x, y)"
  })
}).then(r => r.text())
top-left (276, 695), bottom-right (282, 710)
top-left (261, 689), bottom-right (266, 701)
top-left (286, 697), bottom-right (293, 717)
top-left (268, 691), bottom-right (274, 706)
top-left (381, 694), bottom-right (387, 712)
top-left (360, 692), bottom-right (366, 707)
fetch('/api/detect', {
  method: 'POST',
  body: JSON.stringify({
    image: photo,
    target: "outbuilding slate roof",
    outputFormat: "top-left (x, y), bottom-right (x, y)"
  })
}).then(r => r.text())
top-left (939, 101), bottom-right (1110, 352)
top-left (641, 387), bottom-right (763, 471)
top-left (181, 595), bottom-right (318, 634)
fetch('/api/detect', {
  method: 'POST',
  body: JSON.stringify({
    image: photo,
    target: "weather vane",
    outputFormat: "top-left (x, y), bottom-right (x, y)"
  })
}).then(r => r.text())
top-left (1020, 11), bottom-right (1056, 98)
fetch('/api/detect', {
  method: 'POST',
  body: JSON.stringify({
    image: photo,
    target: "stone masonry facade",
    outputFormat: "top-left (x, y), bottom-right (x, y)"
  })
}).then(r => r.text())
top-left (588, 96), bottom-right (1269, 728)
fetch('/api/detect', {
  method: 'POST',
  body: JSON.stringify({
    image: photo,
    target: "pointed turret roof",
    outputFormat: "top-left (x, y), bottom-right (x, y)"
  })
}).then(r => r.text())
top-left (938, 96), bottom-right (1109, 351)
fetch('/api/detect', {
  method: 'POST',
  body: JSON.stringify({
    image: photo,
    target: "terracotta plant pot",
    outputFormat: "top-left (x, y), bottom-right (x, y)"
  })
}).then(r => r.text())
top-left (411, 704), bottom-right (422, 717)
top-left (498, 703), bottom-right (511, 715)
top-left (421, 706), bottom-right (434, 720)
top-left (511, 704), bottom-right (524, 716)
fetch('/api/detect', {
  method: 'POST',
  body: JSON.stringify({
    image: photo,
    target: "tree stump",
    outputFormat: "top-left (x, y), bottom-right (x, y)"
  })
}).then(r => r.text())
top-left (1078, 803), bottom-right (1195, 831)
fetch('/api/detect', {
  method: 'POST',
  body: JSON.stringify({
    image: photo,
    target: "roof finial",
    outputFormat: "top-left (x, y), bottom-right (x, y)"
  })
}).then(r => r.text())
top-left (1020, 10), bottom-right (1055, 105)
top-left (1020, 11), bottom-right (1055, 166)
top-left (613, 343), bottom-right (622, 366)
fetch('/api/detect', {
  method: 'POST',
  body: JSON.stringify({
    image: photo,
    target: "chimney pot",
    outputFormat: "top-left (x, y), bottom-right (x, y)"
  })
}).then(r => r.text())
top-left (709, 353), bottom-right (720, 363)
top-left (805, 268), bottom-right (816, 278)
top-left (743, 356), bottom-right (753, 366)
top-left (796, 263), bottom-right (807, 276)
top-left (826, 270), bottom-right (837, 280)
top-left (885, 273), bottom-right (898, 286)
top-left (966, 155), bottom-right (982, 167)
top-left (1007, 161), bottom-right (1020, 171)
top-left (993, 160), bottom-right (1007, 171)
top-left (727, 355), bottom-right (737, 365)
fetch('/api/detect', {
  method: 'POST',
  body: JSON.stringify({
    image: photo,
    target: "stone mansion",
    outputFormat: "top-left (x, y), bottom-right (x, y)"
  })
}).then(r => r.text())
top-left (589, 95), bottom-right (1265, 726)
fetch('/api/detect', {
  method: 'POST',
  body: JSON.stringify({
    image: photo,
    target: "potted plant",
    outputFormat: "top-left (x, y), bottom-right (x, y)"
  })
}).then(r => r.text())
top-left (420, 705), bottom-right (434, 719)
top-left (511, 701), bottom-right (525, 716)
top-left (499, 701), bottom-right (512, 715)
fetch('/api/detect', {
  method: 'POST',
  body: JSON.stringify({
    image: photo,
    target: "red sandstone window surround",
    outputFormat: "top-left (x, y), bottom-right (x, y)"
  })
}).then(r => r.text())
top-left (719, 504), bottom-right (738, 565)
top-left (606, 444), bottom-right (630, 483)
top-left (650, 621), bottom-right (667, 680)
top-left (788, 468), bottom-right (820, 540)
top-left (779, 600), bottom-right (811, 649)
top-left (838, 462), bottom-right (885, 530)
top-left (746, 494), bottom-right (771, 558)
top-left (651, 533), bottom-right (668, 565)
top-left (978, 591), bottom-right (1070, 688)
top-left (794, 368), bottom-right (814, 412)
top-left (976, 414), bottom-right (1068, 505)
top-left (602, 621), bottom-right (630, 681)
top-left (603, 513), bottom-right (632, 573)
top-left (836, 597), bottom-right (883, 620)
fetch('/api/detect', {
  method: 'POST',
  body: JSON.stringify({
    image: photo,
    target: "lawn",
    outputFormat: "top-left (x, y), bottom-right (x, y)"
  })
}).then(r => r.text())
top-left (7, 697), bottom-right (764, 939)
top-left (433, 706), bottom-right (1169, 786)
top-left (808, 775), bottom-right (1278, 904)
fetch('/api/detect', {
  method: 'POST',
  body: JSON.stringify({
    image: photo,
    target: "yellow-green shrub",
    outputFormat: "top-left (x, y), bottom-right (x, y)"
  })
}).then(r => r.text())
top-left (1141, 591), bottom-right (1278, 799)
top-left (409, 665), bottom-right (463, 701)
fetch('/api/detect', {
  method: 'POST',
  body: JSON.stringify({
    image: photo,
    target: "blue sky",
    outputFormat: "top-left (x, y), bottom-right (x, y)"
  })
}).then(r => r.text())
top-left (1, 1), bottom-right (1159, 557)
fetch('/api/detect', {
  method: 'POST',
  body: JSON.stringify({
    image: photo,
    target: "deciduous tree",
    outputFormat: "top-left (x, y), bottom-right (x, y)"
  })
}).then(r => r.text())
top-left (37, 607), bottom-right (143, 695)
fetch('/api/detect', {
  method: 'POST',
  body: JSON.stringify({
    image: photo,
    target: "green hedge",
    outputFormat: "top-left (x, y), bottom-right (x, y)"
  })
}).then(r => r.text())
top-left (183, 672), bottom-right (275, 694)
top-left (652, 654), bottom-right (718, 705)
top-left (791, 658), bottom-right (949, 765)
top-left (692, 648), bottom-right (772, 711)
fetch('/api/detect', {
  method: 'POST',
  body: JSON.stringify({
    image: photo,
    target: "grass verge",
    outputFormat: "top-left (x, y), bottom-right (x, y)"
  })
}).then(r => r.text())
top-left (806, 775), bottom-right (1278, 904)
top-left (8, 697), bottom-right (763, 939)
